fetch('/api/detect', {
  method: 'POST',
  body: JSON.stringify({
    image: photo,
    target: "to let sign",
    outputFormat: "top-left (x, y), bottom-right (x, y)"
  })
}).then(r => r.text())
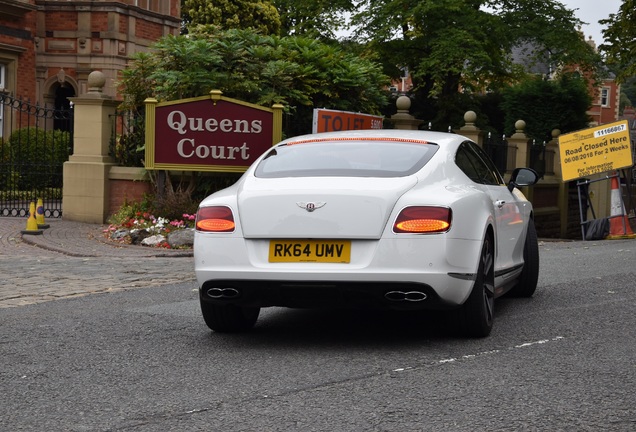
top-left (558, 120), bottom-right (633, 182)
top-left (145, 91), bottom-right (283, 172)
top-left (312, 108), bottom-right (383, 133)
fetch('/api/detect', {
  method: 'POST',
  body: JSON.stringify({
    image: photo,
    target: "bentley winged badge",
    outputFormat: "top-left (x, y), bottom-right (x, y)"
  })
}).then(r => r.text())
top-left (296, 202), bottom-right (326, 212)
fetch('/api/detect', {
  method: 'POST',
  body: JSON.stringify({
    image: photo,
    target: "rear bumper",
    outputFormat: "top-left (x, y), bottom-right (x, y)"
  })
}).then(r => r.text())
top-left (199, 279), bottom-right (463, 310)
top-left (195, 235), bottom-right (481, 309)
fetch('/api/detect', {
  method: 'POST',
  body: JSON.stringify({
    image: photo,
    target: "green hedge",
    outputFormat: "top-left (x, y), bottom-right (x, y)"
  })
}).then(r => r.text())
top-left (0, 127), bottom-right (71, 190)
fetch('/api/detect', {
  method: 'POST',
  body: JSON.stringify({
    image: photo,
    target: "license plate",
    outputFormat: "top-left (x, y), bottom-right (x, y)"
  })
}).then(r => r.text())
top-left (268, 240), bottom-right (351, 263)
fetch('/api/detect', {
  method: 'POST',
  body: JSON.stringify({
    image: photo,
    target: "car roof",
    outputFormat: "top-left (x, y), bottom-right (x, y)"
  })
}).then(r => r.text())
top-left (278, 129), bottom-right (466, 147)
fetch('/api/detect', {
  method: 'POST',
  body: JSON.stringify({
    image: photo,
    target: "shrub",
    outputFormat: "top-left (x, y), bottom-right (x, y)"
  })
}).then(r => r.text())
top-left (501, 74), bottom-right (592, 141)
top-left (107, 194), bottom-right (156, 225)
top-left (110, 111), bottom-right (145, 167)
top-left (1, 127), bottom-right (71, 190)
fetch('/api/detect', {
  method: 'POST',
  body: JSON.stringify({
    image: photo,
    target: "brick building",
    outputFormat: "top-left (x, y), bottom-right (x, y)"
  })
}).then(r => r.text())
top-left (584, 38), bottom-right (620, 126)
top-left (0, 0), bottom-right (180, 137)
top-left (510, 35), bottom-right (620, 128)
top-left (586, 74), bottom-right (620, 126)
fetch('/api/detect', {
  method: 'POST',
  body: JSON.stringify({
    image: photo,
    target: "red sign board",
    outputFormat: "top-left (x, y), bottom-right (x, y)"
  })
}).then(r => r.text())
top-left (145, 92), bottom-right (283, 172)
top-left (312, 108), bottom-right (383, 133)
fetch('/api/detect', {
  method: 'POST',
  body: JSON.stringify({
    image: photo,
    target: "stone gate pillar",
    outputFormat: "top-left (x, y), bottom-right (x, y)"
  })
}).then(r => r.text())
top-left (62, 71), bottom-right (118, 223)
top-left (507, 120), bottom-right (530, 173)
top-left (459, 111), bottom-right (482, 145)
top-left (388, 95), bottom-right (424, 130)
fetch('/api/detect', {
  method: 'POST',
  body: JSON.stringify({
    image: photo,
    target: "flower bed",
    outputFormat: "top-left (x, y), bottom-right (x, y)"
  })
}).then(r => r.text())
top-left (104, 212), bottom-right (196, 249)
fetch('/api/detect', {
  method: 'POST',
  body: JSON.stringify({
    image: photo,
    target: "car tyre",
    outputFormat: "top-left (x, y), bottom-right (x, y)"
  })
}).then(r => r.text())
top-left (200, 300), bottom-right (260, 332)
top-left (507, 218), bottom-right (539, 297)
top-left (456, 235), bottom-right (495, 338)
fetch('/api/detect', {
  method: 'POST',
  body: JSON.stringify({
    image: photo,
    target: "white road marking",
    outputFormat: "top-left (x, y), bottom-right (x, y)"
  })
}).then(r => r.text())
top-left (392, 336), bottom-right (564, 372)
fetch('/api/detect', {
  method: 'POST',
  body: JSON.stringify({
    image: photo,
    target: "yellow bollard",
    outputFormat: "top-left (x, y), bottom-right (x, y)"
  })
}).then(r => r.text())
top-left (36, 198), bottom-right (50, 229)
top-left (21, 202), bottom-right (44, 235)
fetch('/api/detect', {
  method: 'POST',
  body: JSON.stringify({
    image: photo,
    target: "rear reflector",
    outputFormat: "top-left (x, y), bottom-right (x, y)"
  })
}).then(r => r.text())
top-left (196, 206), bottom-right (235, 232)
top-left (393, 206), bottom-right (452, 233)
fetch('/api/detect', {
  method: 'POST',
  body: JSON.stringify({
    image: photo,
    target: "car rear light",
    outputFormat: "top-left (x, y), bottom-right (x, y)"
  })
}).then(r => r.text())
top-left (393, 206), bottom-right (452, 233)
top-left (195, 206), bottom-right (235, 232)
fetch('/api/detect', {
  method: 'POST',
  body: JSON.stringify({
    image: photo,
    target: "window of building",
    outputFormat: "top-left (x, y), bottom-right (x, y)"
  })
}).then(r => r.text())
top-left (601, 87), bottom-right (610, 107)
top-left (132, 0), bottom-right (166, 13)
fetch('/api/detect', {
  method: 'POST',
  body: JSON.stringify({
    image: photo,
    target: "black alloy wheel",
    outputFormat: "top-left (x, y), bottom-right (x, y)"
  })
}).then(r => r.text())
top-left (456, 235), bottom-right (495, 337)
top-left (507, 218), bottom-right (539, 297)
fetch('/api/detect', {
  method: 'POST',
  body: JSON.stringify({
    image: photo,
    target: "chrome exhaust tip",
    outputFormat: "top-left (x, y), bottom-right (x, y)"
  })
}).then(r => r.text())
top-left (206, 287), bottom-right (240, 299)
top-left (385, 291), bottom-right (428, 302)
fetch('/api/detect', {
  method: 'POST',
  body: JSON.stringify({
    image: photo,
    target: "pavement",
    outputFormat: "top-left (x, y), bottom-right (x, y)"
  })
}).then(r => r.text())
top-left (0, 217), bottom-right (196, 308)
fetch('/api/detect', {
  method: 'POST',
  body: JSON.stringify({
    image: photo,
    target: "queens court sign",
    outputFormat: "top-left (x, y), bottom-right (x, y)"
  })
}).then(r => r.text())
top-left (144, 90), bottom-right (284, 172)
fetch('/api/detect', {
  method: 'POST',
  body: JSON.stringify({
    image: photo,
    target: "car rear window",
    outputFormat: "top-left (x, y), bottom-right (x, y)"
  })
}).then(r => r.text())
top-left (255, 140), bottom-right (439, 178)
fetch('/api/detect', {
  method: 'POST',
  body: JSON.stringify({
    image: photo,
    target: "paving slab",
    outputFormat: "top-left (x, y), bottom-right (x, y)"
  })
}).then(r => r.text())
top-left (0, 217), bottom-right (196, 308)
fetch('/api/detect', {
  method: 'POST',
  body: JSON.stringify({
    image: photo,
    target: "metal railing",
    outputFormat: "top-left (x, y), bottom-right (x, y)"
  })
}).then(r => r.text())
top-left (109, 109), bottom-right (145, 167)
top-left (529, 139), bottom-right (547, 178)
top-left (0, 93), bottom-right (73, 218)
top-left (482, 132), bottom-right (508, 174)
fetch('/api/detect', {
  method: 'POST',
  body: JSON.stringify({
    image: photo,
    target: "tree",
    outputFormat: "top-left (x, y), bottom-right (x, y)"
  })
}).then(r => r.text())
top-left (599, 0), bottom-right (636, 83)
top-left (349, 0), bottom-right (601, 127)
top-left (273, 0), bottom-right (355, 38)
top-left (620, 77), bottom-right (636, 108)
top-left (118, 27), bottom-right (389, 136)
top-left (620, 92), bottom-right (632, 115)
top-left (183, 0), bottom-right (281, 35)
top-left (501, 73), bottom-right (591, 141)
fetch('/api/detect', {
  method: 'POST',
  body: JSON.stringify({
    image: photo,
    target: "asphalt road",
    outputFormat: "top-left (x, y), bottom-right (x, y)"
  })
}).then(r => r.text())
top-left (1, 239), bottom-right (635, 431)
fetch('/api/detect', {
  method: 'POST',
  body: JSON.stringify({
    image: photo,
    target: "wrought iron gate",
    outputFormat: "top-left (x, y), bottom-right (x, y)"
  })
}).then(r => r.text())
top-left (483, 131), bottom-right (508, 174)
top-left (0, 92), bottom-right (73, 218)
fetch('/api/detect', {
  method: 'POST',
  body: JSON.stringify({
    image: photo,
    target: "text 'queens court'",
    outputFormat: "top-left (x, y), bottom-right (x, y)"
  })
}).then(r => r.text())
top-left (145, 93), bottom-right (281, 172)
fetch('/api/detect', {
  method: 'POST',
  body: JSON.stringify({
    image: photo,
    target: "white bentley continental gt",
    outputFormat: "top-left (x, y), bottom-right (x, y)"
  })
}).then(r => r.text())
top-left (194, 130), bottom-right (540, 337)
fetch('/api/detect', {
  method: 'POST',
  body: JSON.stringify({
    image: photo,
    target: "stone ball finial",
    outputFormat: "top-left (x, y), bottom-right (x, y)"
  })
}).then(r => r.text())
top-left (551, 129), bottom-right (561, 138)
top-left (515, 119), bottom-right (526, 132)
top-left (460, 110), bottom-right (479, 131)
top-left (396, 95), bottom-right (411, 111)
top-left (87, 71), bottom-right (106, 93)
top-left (464, 110), bottom-right (477, 124)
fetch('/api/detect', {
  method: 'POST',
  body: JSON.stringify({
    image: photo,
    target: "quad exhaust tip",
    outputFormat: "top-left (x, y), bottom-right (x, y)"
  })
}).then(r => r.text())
top-left (385, 290), bottom-right (428, 302)
top-left (206, 287), bottom-right (426, 302)
top-left (206, 287), bottom-right (240, 299)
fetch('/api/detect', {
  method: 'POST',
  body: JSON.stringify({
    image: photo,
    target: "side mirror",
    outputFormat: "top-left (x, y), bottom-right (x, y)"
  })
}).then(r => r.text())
top-left (508, 167), bottom-right (539, 192)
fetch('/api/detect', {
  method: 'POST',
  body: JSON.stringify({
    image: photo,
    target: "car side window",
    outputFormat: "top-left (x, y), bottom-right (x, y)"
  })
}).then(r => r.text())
top-left (455, 142), bottom-right (501, 185)
top-left (468, 142), bottom-right (505, 185)
top-left (455, 145), bottom-right (481, 183)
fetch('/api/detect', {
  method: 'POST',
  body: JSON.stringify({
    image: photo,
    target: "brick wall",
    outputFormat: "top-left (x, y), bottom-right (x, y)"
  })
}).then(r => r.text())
top-left (45, 12), bottom-right (79, 31)
top-left (17, 50), bottom-right (36, 100)
top-left (532, 184), bottom-right (563, 239)
top-left (109, 179), bottom-right (153, 216)
top-left (0, 4), bottom-right (37, 100)
top-left (119, 14), bottom-right (128, 35)
top-left (135, 19), bottom-right (164, 40)
top-left (91, 12), bottom-right (109, 32)
top-left (169, 0), bottom-right (180, 17)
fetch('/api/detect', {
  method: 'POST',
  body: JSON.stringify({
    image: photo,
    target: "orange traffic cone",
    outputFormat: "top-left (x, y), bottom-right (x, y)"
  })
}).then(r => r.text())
top-left (36, 198), bottom-right (50, 229)
top-left (21, 202), bottom-right (44, 235)
top-left (606, 173), bottom-right (636, 240)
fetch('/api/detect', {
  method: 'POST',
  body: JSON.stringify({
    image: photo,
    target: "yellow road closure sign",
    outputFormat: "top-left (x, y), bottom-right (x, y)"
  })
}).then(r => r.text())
top-left (558, 120), bottom-right (633, 182)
